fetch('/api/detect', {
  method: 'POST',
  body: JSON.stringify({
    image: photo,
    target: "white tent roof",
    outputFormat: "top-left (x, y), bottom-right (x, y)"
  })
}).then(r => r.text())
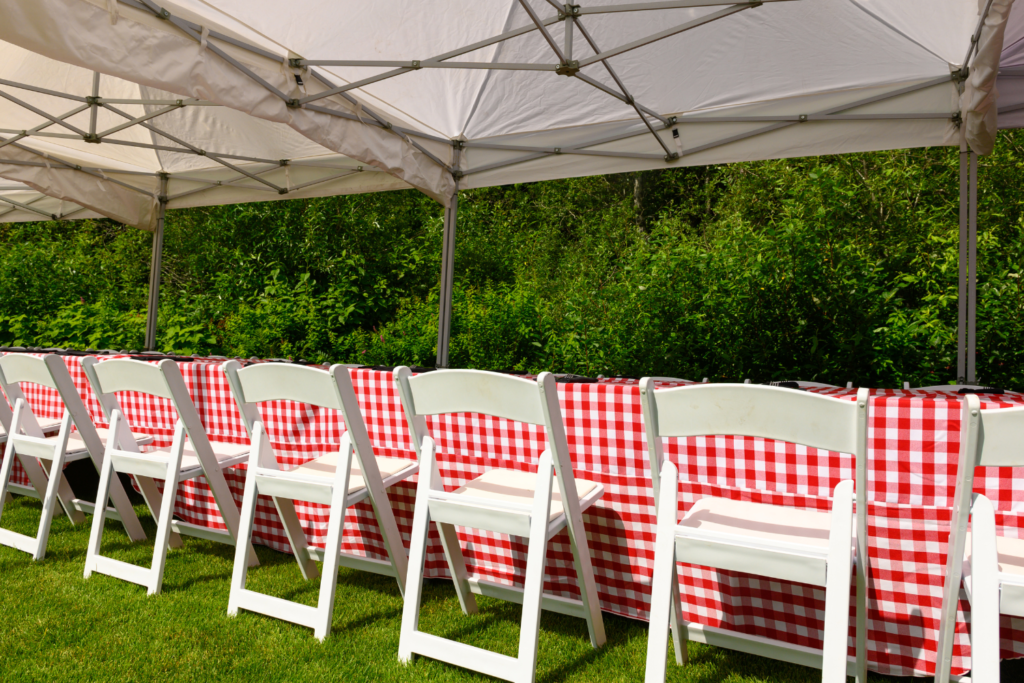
top-left (0, 0), bottom-right (1016, 228)
top-left (0, 181), bottom-right (101, 222)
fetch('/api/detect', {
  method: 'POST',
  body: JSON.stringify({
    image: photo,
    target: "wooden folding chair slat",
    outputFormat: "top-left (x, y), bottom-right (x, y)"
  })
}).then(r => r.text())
top-left (223, 361), bottom-right (415, 640)
top-left (640, 381), bottom-right (869, 683)
top-left (0, 353), bottom-right (147, 561)
top-left (395, 367), bottom-right (606, 683)
top-left (934, 396), bottom-right (1024, 683)
top-left (81, 357), bottom-right (257, 595)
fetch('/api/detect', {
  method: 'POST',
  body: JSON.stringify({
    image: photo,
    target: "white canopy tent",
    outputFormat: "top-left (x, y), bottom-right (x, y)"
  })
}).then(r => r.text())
top-left (0, 0), bottom-right (1016, 380)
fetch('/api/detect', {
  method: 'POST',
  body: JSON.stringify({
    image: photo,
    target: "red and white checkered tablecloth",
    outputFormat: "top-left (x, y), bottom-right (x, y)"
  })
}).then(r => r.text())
top-left (4, 354), bottom-right (1024, 677)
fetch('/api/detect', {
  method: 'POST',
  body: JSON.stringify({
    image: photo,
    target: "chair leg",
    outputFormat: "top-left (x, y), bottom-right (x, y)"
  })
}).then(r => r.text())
top-left (272, 497), bottom-right (318, 581)
top-left (436, 522), bottom-right (478, 615)
top-left (227, 453), bottom-right (261, 618)
top-left (0, 438), bottom-right (19, 530)
top-left (514, 452), bottom-right (556, 683)
top-left (645, 461), bottom-right (682, 683)
top-left (822, 480), bottom-right (855, 683)
top-left (560, 483), bottom-right (605, 649)
top-left (134, 475), bottom-right (184, 550)
top-left (398, 443), bottom-right (437, 663)
top-left (312, 458), bottom-right (353, 641)
top-left (969, 495), bottom-right (1001, 683)
top-left (84, 448), bottom-right (115, 580)
top-left (669, 577), bottom-right (688, 666)
top-left (31, 449), bottom-right (69, 561)
top-left (147, 458), bottom-right (182, 596)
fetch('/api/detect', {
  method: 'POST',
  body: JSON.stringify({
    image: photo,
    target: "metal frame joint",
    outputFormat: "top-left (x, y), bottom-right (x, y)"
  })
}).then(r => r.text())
top-left (559, 4), bottom-right (581, 20)
top-left (83, 133), bottom-right (100, 144)
top-left (952, 111), bottom-right (963, 128)
top-left (287, 98), bottom-right (302, 109)
top-left (798, 114), bottom-right (808, 123)
top-left (556, 60), bottom-right (581, 76)
top-left (664, 151), bottom-right (679, 162)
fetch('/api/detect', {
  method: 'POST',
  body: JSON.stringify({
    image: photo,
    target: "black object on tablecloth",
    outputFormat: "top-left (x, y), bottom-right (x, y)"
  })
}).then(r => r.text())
top-left (958, 387), bottom-right (1005, 395)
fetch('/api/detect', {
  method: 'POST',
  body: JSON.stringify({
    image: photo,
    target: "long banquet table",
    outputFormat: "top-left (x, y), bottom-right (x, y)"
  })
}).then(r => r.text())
top-left (5, 352), bottom-right (1024, 677)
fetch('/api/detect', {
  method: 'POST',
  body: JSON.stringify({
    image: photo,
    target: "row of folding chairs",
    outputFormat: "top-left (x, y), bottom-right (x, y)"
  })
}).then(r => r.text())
top-left (0, 354), bottom-right (1018, 682)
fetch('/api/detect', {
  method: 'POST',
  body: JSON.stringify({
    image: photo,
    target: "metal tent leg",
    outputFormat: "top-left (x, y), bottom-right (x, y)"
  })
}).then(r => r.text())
top-left (436, 192), bottom-right (458, 368)
top-left (958, 137), bottom-right (968, 384)
top-left (144, 175), bottom-right (169, 351)
top-left (968, 151), bottom-right (978, 384)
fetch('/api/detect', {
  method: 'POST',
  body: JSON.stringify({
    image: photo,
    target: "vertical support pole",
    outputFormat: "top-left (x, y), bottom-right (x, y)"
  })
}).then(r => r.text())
top-left (145, 174), bottom-right (169, 351)
top-left (564, 15), bottom-right (574, 61)
top-left (957, 133), bottom-right (968, 384)
top-left (436, 193), bottom-right (459, 369)
top-left (968, 151), bottom-right (978, 384)
top-left (88, 72), bottom-right (100, 139)
top-left (435, 146), bottom-right (461, 369)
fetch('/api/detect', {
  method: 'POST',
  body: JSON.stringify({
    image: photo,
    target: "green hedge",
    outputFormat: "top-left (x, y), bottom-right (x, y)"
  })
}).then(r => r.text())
top-left (2, 131), bottom-right (1022, 388)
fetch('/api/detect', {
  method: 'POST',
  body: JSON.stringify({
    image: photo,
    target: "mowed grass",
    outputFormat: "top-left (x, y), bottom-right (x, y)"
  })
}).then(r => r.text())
top-left (1, 495), bottom-right (1019, 683)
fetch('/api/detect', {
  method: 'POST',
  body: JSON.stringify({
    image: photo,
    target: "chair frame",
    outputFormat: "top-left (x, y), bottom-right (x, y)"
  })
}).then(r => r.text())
top-left (0, 353), bottom-right (146, 559)
top-left (223, 360), bottom-right (416, 640)
top-left (640, 381), bottom-right (869, 683)
top-left (934, 395), bottom-right (1024, 683)
top-left (395, 367), bottom-right (606, 683)
top-left (81, 357), bottom-right (258, 595)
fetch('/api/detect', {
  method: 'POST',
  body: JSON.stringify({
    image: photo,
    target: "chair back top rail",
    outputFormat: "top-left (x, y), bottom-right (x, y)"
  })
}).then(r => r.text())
top-left (222, 360), bottom-right (376, 469)
top-left (230, 362), bottom-right (343, 412)
top-left (397, 368), bottom-right (548, 426)
top-left (641, 381), bottom-right (866, 456)
top-left (85, 358), bottom-right (174, 401)
top-left (82, 357), bottom-right (215, 456)
top-left (0, 353), bottom-right (58, 390)
top-left (970, 396), bottom-right (1024, 468)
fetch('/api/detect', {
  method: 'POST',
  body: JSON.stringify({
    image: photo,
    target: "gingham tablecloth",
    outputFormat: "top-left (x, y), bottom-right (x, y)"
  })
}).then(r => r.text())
top-left (5, 354), bottom-right (1024, 677)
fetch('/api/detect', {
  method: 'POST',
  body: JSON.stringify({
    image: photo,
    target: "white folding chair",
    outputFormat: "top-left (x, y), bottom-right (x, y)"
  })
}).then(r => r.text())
top-left (223, 361), bottom-right (416, 640)
top-left (81, 357), bottom-right (258, 595)
top-left (395, 368), bottom-right (606, 683)
top-left (934, 395), bottom-right (1024, 683)
top-left (641, 382), bottom-right (869, 683)
top-left (0, 353), bottom-right (149, 559)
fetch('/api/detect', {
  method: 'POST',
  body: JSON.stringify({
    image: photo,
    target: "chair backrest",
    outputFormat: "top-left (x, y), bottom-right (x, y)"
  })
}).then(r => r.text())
top-left (0, 353), bottom-right (106, 452)
top-left (221, 360), bottom-right (374, 469)
top-left (394, 367), bottom-right (577, 493)
top-left (639, 380), bottom-right (869, 509)
top-left (82, 357), bottom-right (209, 454)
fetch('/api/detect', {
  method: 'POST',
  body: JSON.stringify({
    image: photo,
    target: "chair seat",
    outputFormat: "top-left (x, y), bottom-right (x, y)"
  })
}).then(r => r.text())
top-left (45, 427), bottom-right (154, 457)
top-left (452, 468), bottom-right (602, 521)
top-left (0, 418), bottom-right (64, 437)
top-left (680, 497), bottom-right (833, 549)
top-left (288, 452), bottom-right (416, 493)
top-left (147, 440), bottom-right (250, 474)
top-left (965, 532), bottom-right (1024, 578)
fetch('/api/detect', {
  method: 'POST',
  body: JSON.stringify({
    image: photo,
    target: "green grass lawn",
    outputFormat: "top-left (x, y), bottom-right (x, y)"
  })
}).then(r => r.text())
top-left (0, 495), bottom-right (1017, 682)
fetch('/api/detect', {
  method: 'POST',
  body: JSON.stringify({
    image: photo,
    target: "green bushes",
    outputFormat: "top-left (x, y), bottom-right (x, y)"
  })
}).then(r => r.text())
top-left (1, 132), bottom-right (1023, 388)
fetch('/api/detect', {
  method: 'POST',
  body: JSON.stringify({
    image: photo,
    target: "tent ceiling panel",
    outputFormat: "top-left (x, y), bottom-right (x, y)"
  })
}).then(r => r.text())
top-left (0, 0), bottom-right (1015, 217)
top-left (0, 36), bottom-right (415, 228)
top-left (0, 182), bottom-right (99, 222)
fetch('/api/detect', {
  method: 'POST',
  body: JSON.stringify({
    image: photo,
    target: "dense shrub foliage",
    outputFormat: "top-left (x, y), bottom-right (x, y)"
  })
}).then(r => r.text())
top-left (2, 131), bottom-right (1023, 388)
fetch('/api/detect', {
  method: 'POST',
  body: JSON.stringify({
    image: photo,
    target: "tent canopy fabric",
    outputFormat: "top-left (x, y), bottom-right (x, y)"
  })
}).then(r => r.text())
top-left (0, 0), bottom-right (1016, 228)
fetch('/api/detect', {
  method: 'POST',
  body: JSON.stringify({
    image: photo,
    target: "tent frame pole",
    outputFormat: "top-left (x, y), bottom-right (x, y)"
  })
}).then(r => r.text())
top-left (968, 150), bottom-right (978, 384)
top-left (436, 192), bottom-right (459, 369)
top-left (436, 146), bottom-right (462, 369)
top-left (144, 174), bottom-right (169, 351)
top-left (958, 134), bottom-right (968, 383)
